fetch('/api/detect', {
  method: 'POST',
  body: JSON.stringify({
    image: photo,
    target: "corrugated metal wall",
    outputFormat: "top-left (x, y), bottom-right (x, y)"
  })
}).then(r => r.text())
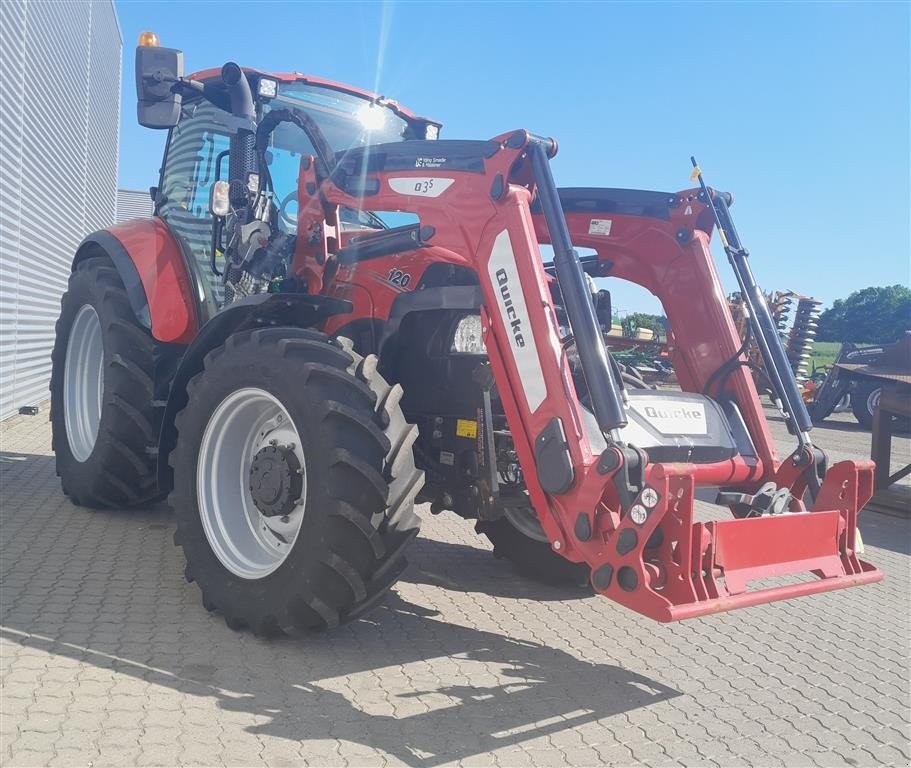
top-left (116, 188), bottom-right (154, 223)
top-left (0, 0), bottom-right (121, 420)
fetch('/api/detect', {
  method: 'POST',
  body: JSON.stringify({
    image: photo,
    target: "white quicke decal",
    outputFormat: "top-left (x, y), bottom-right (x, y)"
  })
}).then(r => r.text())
top-left (588, 218), bottom-right (613, 236)
top-left (629, 397), bottom-right (708, 436)
top-left (487, 229), bottom-right (547, 412)
top-left (388, 177), bottom-right (455, 198)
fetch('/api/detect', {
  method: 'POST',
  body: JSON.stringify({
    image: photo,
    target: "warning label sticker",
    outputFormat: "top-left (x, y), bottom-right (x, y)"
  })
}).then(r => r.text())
top-left (588, 219), bottom-right (613, 237)
top-left (455, 419), bottom-right (478, 439)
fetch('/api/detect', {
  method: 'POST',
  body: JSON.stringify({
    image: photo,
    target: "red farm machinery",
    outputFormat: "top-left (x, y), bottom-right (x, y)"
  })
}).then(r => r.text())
top-left (49, 35), bottom-right (881, 635)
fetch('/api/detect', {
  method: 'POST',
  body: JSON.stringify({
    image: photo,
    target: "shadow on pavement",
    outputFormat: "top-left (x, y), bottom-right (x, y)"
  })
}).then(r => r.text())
top-left (859, 511), bottom-right (911, 556)
top-left (404, 537), bottom-right (592, 602)
top-left (0, 450), bottom-right (678, 766)
top-left (0, 593), bottom-right (677, 766)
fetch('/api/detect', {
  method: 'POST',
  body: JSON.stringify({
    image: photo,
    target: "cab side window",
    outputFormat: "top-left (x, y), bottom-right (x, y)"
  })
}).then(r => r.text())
top-left (158, 100), bottom-right (231, 308)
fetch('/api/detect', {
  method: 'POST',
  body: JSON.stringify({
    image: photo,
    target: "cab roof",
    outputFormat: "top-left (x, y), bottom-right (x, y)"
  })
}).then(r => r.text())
top-left (188, 67), bottom-right (441, 128)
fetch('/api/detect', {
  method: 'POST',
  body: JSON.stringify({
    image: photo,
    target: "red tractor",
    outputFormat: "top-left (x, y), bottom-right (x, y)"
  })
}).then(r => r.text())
top-left (50, 36), bottom-right (881, 635)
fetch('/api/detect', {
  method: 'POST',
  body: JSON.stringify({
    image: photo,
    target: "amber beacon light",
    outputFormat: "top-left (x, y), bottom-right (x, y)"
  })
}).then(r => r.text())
top-left (137, 30), bottom-right (160, 47)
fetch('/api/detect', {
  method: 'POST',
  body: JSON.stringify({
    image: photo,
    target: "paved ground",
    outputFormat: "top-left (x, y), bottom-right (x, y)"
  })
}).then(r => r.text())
top-left (1, 406), bottom-right (909, 767)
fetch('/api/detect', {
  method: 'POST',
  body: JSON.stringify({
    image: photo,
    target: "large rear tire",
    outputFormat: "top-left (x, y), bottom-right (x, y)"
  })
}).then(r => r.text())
top-left (50, 256), bottom-right (160, 508)
top-left (170, 328), bottom-right (423, 634)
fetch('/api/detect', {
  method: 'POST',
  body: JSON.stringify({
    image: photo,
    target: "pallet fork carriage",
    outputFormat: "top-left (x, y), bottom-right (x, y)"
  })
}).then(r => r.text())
top-left (49, 40), bottom-right (880, 634)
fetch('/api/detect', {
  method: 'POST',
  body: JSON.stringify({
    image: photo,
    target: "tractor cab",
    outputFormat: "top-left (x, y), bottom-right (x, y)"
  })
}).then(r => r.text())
top-left (136, 40), bottom-right (440, 315)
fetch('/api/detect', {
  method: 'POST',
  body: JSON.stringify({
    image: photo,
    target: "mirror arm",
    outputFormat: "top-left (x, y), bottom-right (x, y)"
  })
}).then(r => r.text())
top-left (167, 77), bottom-right (232, 114)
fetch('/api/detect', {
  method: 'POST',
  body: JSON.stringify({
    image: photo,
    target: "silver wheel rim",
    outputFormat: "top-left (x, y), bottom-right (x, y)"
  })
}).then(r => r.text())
top-left (63, 304), bottom-right (104, 462)
top-left (197, 388), bottom-right (307, 579)
top-left (867, 387), bottom-right (881, 417)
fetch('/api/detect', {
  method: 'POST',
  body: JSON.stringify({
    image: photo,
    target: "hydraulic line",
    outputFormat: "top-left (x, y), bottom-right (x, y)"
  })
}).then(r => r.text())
top-left (690, 158), bottom-right (813, 447)
top-left (528, 140), bottom-right (626, 438)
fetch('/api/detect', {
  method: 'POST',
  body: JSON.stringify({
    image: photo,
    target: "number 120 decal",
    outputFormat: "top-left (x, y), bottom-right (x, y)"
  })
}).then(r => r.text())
top-left (388, 268), bottom-right (412, 288)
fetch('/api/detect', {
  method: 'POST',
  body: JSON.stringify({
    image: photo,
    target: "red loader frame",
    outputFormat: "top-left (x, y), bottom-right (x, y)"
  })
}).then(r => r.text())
top-left (297, 130), bottom-right (880, 621)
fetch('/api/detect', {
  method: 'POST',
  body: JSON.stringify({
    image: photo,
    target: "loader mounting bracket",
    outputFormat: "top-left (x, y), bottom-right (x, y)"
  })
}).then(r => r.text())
top-left (597, 445), bottom-right (647, 512)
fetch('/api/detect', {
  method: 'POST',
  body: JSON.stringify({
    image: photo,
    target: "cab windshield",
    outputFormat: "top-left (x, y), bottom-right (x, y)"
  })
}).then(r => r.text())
top-left (272, 82), bottom-right (412, 150)
top-left (263, 83), bottom-right (412, 233)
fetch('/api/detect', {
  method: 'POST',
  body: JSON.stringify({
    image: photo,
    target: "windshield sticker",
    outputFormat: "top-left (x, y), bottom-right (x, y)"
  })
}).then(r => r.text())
top-left (415, 157), bottom-right (447, 168)
top-left (388, 177), bottom-right (455, 198)
top-left (588, 219), bottom-right (613, 237)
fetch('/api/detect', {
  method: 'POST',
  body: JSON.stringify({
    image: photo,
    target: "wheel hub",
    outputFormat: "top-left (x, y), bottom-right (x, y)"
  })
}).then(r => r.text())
top-left (249, 444), bottom-right (303, 518)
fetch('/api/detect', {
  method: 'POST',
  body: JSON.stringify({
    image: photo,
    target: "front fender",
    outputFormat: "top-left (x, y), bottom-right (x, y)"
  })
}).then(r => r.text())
top-left (156, 293), bottom-right (352, 489)
top-left (76, 218), bottom-right (199, 345)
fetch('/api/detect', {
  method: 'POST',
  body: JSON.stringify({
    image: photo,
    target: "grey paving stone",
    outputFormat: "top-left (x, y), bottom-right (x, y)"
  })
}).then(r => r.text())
top-left (1, 408), bottom-right (908, 767)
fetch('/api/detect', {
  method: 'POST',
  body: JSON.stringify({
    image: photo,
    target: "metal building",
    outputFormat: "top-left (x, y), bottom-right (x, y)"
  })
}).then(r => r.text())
top-left (0, 0), bottom-right (122, 420)
top-left (116, 188), bottom-right (155, 223)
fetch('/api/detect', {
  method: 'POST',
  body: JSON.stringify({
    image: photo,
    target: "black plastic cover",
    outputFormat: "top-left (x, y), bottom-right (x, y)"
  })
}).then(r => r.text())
top-left (534, 417), bottom-right (575, 495)
top-left (617, 390), bottom-right (742, 464)
top-left (336, 224), bottom-right (435, 266)
top-left (534, 187), bottom-right (677, 220)
top-left (332, 139), bottom-right (499, 180)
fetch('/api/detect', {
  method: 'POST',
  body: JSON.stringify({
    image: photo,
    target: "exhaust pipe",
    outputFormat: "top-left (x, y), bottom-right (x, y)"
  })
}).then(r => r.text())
top-left (221, 62), bottom-right (256, 205)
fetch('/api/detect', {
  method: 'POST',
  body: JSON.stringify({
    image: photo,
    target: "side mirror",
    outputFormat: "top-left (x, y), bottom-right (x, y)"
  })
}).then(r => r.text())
top-left (594, 289), bottom-right (612, 330)
top-left (135, 44), bottom-right (184, 129)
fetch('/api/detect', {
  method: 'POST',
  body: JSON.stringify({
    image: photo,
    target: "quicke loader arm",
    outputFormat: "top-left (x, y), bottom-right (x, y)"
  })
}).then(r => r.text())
top-left (296, 131), bottom-right (881, 621)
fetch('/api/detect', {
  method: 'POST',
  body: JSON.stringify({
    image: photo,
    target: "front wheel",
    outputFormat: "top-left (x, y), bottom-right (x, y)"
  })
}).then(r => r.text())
top-left (476, 510), bottom-right (590, 587)
top-left (170, 328), bottom-right (423, 634)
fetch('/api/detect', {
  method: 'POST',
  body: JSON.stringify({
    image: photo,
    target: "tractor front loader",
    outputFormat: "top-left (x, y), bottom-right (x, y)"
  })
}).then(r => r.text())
top-left (306, 142), bottom-right (881, 621)
top-left (50, 36), bottom-right (880, 636)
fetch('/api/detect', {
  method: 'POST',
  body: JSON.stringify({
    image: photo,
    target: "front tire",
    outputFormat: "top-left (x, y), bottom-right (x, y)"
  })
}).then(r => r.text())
top-left (170, 328), bottom-right (423, 634)
top-left (476, 516), bottom-right (590, 587)
top-left (50, 256), bottom-right (160, 508)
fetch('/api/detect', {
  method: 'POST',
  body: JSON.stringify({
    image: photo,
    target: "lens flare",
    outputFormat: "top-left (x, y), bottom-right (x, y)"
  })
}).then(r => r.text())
top-left (356, 104), bottom-right (387, 132)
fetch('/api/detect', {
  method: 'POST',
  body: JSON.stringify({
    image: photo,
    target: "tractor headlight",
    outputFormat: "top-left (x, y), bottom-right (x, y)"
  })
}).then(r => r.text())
top-left (210, 180), bottom-right (230, 217)
top-left (257, 77), bottom-right (278, 99)
top-left (451, 315), bottom-right (486, 355)
top-left (425, 123), bottom-right (440, 140)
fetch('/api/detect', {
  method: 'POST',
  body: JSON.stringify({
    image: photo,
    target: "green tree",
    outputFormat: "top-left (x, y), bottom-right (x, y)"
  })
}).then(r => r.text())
top-left (816, 285), bottom-right (911, 344)
top-left (621, 312), bottom-right (668, 339)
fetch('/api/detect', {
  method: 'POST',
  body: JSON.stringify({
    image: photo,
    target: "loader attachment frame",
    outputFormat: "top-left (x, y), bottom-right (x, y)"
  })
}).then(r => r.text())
top-left (295, 131), bottom-right (881, 621)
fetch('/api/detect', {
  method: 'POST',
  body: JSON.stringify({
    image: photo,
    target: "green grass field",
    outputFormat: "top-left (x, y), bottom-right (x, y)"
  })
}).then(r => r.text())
top-left (809, 341), bottom-right (842, 373)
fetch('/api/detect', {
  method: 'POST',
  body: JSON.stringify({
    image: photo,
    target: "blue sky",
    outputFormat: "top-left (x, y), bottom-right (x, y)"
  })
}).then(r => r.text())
top-left (116, 1), bottom-right (909, 314)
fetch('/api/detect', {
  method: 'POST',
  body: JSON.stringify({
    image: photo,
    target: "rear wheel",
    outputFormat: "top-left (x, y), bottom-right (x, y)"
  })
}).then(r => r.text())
top-left (50, 256), bottom-right (160, 507)
top-left (170, 328), bottom-right (423, 634)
